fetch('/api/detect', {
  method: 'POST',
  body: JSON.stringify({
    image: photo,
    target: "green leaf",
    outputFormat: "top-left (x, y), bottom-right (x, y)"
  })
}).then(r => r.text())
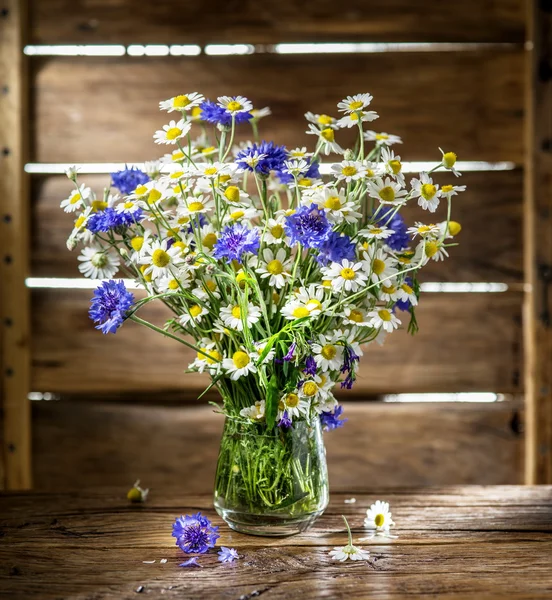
top-left (265, 373), bottom-right (279, 429)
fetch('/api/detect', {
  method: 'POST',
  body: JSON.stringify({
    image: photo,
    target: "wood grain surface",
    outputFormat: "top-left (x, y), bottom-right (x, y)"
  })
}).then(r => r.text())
top-left (31, 401), bottom-right (524, 491)
top-left (28, 0), bottom-right (525, 44)
top-left (31, 169), bottom-right (524, 282)
top-left (0, 487), bottom-right (550, 599)
top-left (31, 50), bottom-right (524, 163)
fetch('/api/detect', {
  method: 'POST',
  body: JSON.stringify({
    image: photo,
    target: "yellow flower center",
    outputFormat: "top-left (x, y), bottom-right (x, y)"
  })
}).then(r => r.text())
top-left (285, 393), bottom-right (299, 408)
top-left (375, 134), bottom-right (389, 140)
top-left (189, 304), bottom-right (203, 318)
top-left (349, 100), bottom-right (364, 110)
top-left (124, 201), bottom-right (135, 209)
top-left (441, 184), bottom-right (454, 193)
top-left (401, 283), bottom-right (413, 294)
top-left (324, 196), bottom-right (342, 210)
top-left (232, 350), bottom-right (250, 369)
top-left (425, 241), bottom-right (439, 258)
top-left (298, 178), bottom-right (312, 186)
top-left (91, 252), bottom-right (107, 268)
top-left (379, 186), bottom-right (395, 202)
top-left (302, 381), bottom-right (318, 397)
top-left (172, 151), bottom-right (185, 161)
top-left (270, 224), bottom-right (284, 238)
top-left (342, 166), bottom-right (357, 177)
top-left (205, 167), bottom-right (218, 176)
top-left (148, 189), bottom-right (162, 204)
top-left (320, 128), bottom-right (335, 142)
top-left (70, 192), bottom-right (81, 204)
top-left (205, 280), bottom-right (217, 292)
top-left (421, 183), bottom-right (437, 200)
top-left (224, 186), bottom-right (240, 203)
top-left (226, 100), bottom-right (243, 112)
top-left (74, 215), bottom-right (86, 229)
top-left (135, 185), bottom-right (148, 195)
top-left (199, 347), bottom-right (221, 364)
top-left (370, 227), bottom-right (383, 235)
top-left (230, 210), bottom-right (244, 220)
top-left (173, 95), bottom-right (191, 108)
top-left (236, 271), bottom-right (248, 289)
top-left (91, 200), bottom-right (108, 212)
top-left (152, 248), bottom-right (170, 268)
top-left (168, 279), bottom-right (180, 290)
top-left (172, 241), bottom-right (187, 255)
top-left (322, 279), bottom-right (332, 288)
top-left (374, 514), bottom-right (385, 527)
top-left (191, 106), bottom-right (202, 119)
top-left (349, 112), bottom-right (360, 121)
top-left (317, 114), bottom-right (333, 125)
top-left (188, 201), bottom-right (205, 212)
top-left (372, 258), bottom-right (385, 275)
top-left (307, 299), bottom-right (322, 312)
top-left (131, 236), bottom-right (144, 252)
top-left (292, 306), bottom-right (310, 319)
top-left (389, 159), bottom-right (401, 174)
top-left (340, 267), bottom-right (356, 280)
top-left (443, 152), bottom-right (457, 168)
top-left (166, 127), bottom-right (183, 140)
top-left (418, 225), bottom-right (432, 234)
top-left (378, 309), bottom-right (392, 322)
top-left (272, 291), bottom-right (280, 303)
top-left (203, 232), bottom-right (217, 249)
top-left (448, 221), bottom-right (462, 236)
top-left (321, 344), bottom-right (336, 360)
top-left (365, 169), bottom-right (375, 177)
top-left (381, 284), bottom-right (396, 294)
top-left (267, 259), bottom-right (284, 275)
top-left (231, 305), bottom-right (241, 319)
top-left (348, 309), bottom-right (364, 323)
top-left (140, 264), bottom-right (152, 282)
top-left (170, 171), bottom-right (184, 180)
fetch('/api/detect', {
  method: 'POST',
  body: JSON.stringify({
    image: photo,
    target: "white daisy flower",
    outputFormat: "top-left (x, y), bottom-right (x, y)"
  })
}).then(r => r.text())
top-left (439, 148), bottom-right (462, 177)
top-left (331, 160), bottom-right (367, 183)
top-left (178, 303), bottom-right (209, 328)
top-left (281, 301), bottom-right (313, 321)
top-left (192, 277), bottom-right (221, 300)
top-left (362, 246), bottom-right (398, 284)
top-left (396, 280), bottom-right (418, 306)
top-left (217, 95), bottom-right (253, 114)
top-left (438, 220), bottom-right (462, 239)
top-left (223, 206), bottom-right (261, 224)
top-left (336, 110), bottom-right (379, 129)
top-left (221, 184), bottom-right (250, 206)
top-left (314, 189), bottom-right (362, 225)
top-left (440, 183), bottom-right (466, 199)
top-left (279, 391), bottom-right (310, 419)
top-left (381, 147), bottom-right (405, 185)
top-left (359, 224), bottom-right (395, 240)
top-left (66, 207), bottom-right (93, 249)
top-left (322, 260), bottom-right (368, 293)
top-left (263, 217), bottom-right (288, 245)
top-left (154, 119), bottom-right (191, 145)
top-left (77, 246), bottom-right (119, 279)
top-left (240, 400), bottom-right (265, 420)
top-left (254, 341), bottom-right (276, 364)
top-left (337, 93), bottom-right (373, 114)
top-left (194, 161), bottom-right (235, 180)
top-left (304, 112), bottom-right (337, 129)
top-left (299, 379), bottom-right (322, 400)
top-left (329, 516), bottom-right (370, 562)
top-left (220, 302), bottom-right (262, 331)
top-left (343, 306), bottom-right (371, 327)
top-left (283, 158), bottom-right (309, 176)
top-left (155, 270), bottom-right (192, 294)
top-left (379, 282), bottom-right (400, 302)
top-left (419, 239), bottom-right (449, 263)
top-left (366, 177), bottom-right (408, 206)
top-left (364, 500), bottom-right (396, 533)
top-left (189, 341), bottom-right (223, 374)
top-left (224, 350), bottom-right (258, 380)
top-left (178, 195), bottom-right (215, 219)
top-left (364, 130), bottom-right (403, 146)
top-left (287, 146), bottom-right (313, 159)
top-left (159, 93), bottom-right (204, 113)
top-left (255, 247), bottom-right (292, 289)
top-left (250, 106), bottom-right (271, 121)
top-left (60, 185), bottom-right (91, 213)
top-left (294, 284), bottom-right (327, 315)
top-left (140, 239), bottom-right (182, 280)
top-left (237, 150), bottom-right (268, 171)
top-left (410, 173), bottom-right (441, 213)
top-left (367, 308), bottom-right (401, 333)
top-left (312, 334), bottom-right (344, 371)
top-left (306, 124), bottom-right (344, 156)
top-left (312, 374), bottom-right (336, 403)
top-left (407, 222), bottom-right (440, 239)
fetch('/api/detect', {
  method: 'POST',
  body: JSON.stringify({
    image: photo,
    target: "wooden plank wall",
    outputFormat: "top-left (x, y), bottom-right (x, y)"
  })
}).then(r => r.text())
top-left (19, 0), bottom-right (528, 488)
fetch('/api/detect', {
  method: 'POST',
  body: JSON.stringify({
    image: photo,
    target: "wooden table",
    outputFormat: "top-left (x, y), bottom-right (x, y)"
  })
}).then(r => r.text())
top-left (1, 486), bottom-right (551, 599)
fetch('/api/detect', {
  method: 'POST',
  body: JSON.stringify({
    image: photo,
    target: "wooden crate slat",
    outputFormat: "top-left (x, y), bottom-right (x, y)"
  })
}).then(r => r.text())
top-left (31, 290), bottom-right (523, 395)
top-left (29, 0), bottom-right (525, 44)
top-left (31, 401), bottom-right (523, 492)
top-left (32, 51), bottom-right (524, 163)
top-left (31, 170), bottom-right (523, 282)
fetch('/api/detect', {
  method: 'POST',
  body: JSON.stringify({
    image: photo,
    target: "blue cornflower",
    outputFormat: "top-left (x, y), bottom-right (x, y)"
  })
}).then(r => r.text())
top-left (303, 355), bottom-right (317, 376)
top-left (218, 547), bottom-right (239, 563)
top-left (87, 207), bottom-right (141, 233)
top-left (89, 280), bottom-right (135, 334)
top-left (172, 512), bottom-right (220, 554)
top-left (179, 557), bottom-right (202, 568)
top-left (213, 222), bottom-right (260, 263)
top-left (340, 345), bottom-right (360, 389)
top-left (276, 158), bottom-right (320, 184)
top-left (284, 204), bottom-right (332, 249)
top-left (377, 209), bottom-right (409, 251)
top-left (316, 231), bottom-right (356, 266)
top-left (200, 100), bottom-right (252, 127)
top-left (235, 141), bottom-right (287, 176)
top-left (111, 167), bottom-right (149, 195)
top-left (320, 405), bottom-right (347, 432)
top-left (278, 411), bottom-right (292, 429)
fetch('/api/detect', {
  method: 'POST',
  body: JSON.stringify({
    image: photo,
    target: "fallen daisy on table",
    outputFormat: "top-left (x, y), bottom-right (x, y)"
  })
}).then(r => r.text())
top-left (329, 515), bottom-right (371, 562)
top-left (360, 500), bottom-right (399, 540)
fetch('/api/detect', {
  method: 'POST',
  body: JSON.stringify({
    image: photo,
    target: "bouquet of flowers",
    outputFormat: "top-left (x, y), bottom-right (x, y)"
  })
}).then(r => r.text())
top-left (62, 92), bottom-right (464, 534)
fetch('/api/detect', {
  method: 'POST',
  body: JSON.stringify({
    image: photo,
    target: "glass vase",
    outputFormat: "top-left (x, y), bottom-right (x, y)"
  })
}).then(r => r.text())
top-left (214, 416), bottom-right (329, 536)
